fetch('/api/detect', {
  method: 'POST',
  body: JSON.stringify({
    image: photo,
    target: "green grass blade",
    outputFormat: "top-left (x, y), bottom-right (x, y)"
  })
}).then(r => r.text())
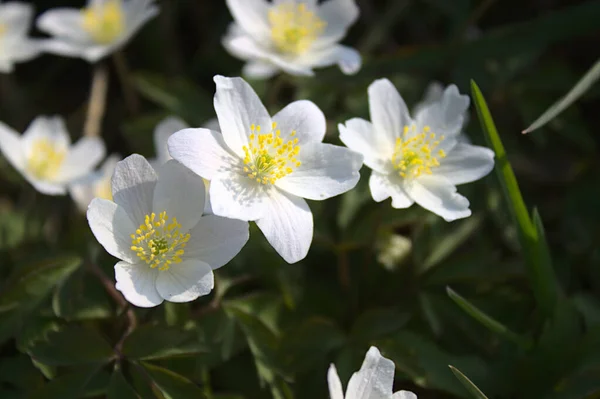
top-left (448, 365), bottom-right (489, 399)
top-left (523, 58), bottom-right (600, 133)
top-left (446, 287), bottom-right (533, 349)
top-left (470, 80), bottom-right (560, 317)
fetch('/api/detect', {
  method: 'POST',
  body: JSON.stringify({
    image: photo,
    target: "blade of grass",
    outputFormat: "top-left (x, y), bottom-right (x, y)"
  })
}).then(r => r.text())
top-left (448, 365), bottom-right (489, 399)
top-left (446, 287), bottom-right (533, 349)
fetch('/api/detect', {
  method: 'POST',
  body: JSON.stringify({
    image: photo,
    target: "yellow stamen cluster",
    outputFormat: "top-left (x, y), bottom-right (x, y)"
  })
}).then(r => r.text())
top-left (242, 122), bottom-right (301, 185)
top-left (130, 211), bottom-right (190, 271)
top-left (268, 2), bottom-right (326, 55)
top-left (81, 0), bottom-right (124, 45)
top-left (391, 125), bottom-right (446, 179)
top-left (27, 138), bottom-right (66, 180)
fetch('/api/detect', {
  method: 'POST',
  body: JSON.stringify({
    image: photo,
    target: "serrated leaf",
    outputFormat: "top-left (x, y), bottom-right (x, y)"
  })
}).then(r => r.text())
top-left (449, 365), bottom-right (489, 399)
top-left (141, 362), bottom-right (206, 399)
top-left (122, 325), bottom-right (205, 360)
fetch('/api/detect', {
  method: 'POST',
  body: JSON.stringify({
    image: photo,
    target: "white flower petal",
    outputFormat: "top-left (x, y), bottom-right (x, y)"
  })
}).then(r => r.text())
top-left (436, 143), bottom-right (494, 185)
top-left (415, 84), bottom-right (469, 137)
top-left (152, 160), bottom-right (206, 233)
top-left (405, 175), bottom-right (471, 221)
top-left (185, 215), bottom-right (249, 269)
top-left (111, 154), bottom-right (157, 226)
top-left (154, 116), bottom-right (188, 165)
top-left (36, 8), bottom-right (88, 43)
top-left (22, 116), bottom-right (70, 153)
top-left (87, 198), bottom-right (138, 263)
top-left (27, 178), bottom-right (67, 196)
top-left (213, 75), bottom-right (273, 156)
top-left (272, 100), bottom-right (326, 145)
top-left (5, 38), bottom-right (42, 63)
top-left (413, 81), bottom-right (444, 116)
top-left (0, 120), bottom-right (24, 172)
top-left (369, 79), bottom-right (411, 147)
top-left (209, 172), bottom-right (268, 221)
top-left (346, 346), bottom-right (396, 399)
top-left (276, 143), bottom-right (362, 201)
top-left (122, 0), bottom-right (159, 43)
top-left (39, 39), bottom-right (91, 59)
top-left (369, 172), bottom-right (413, 208)
top-left (1, 2), bottom-right (33, 34)
top-left (242, 60), bottom-right (279, 79)
top-left (114, 261), bottom-right (162, 308)
top-left (225, 0), bottom-right (270, 42)
top-left (301, 44), bottom-right (361, 75)
top-left (339, 118), bottom-right (390, 173)
top-left (59, 137), bottom-right (106, 183)
top-left (392, 391), bottom-right (418, 399)
top-left (255, 188), bottom-right (313, 264)
top-left (155, 260), bottom-right (214, 303)
top-left (327, 364), bottom-right (345, 399)
top-left (168, 128), bottom-right (237, 180)
top-left (316, 0), bottom-right (359, 46)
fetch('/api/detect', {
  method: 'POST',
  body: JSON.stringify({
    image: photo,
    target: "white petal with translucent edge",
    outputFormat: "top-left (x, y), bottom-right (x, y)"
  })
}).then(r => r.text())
top-left (316, 0), bottom-right (359, 46)
top-left (242, 60), bottom-right (279, 79)
top-left (27, 178), bottom-right (67, 196)
top-left (404, 175), bottom-right (471, 221)
top-left (59, 137), bottom-right (106, 183)
top-left (154, 116), bottom-right (188, 164)
top-left (225, 0), bottom-right (270, 42)
top-left (111, 154), bottom-right (157, 226)
top-left (209, 172), bottom-right (268, 221)
top-left (435, 143), bottom-right (494, 185)
top-left (392, 391), bottom-right (418, 399)
top-left (185, 215), bottom-right (249, 269)
top-left (369, 172), bottom-right (414, 208)
top-left (415, 85), bottom-right (469, 138)
top-left (214, 75), bottom-right (272, 156)
top-left (327, 364), bottom-right (345, 399)
top-left (301, 44), bottom-right (361, 75)
top-left (276, 143), bottom-right (362, 201)
top-left (1, 2), bottom-right (33, 32)
top-left (36, 8), bottom-right (88, 42)
top-left (152, 160), bottom-right (206, 233)
top-left (339, 118), bottom-right (390, 173)
top-left (0, 121), bottom-right (24, 172)
top-left (369, 79), bottom-right (411, 147)
top-left (168, 128), bottom-right (237, 180)
top-left (272, 100), bottom-right (326, 145)
top-left (22, 116), bottom-right (70, 153)
top-left (256, 188), bottom-right (313, 264)
top-left (114, 261), bottom-right (162, 308)
top-left (155, 260), bottom-right (214, 303)
top-left (346, 346), bottom-right (396, 399)
top-left (87, 198), bottom-right (138, 263)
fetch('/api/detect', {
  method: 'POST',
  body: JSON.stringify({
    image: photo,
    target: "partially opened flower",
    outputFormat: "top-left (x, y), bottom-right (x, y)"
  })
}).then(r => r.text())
top-left (328, 346), bottom-right (417, 399)
top-left (169, 76), bottom-right (363, 263)
top-left (37, 0), bottom-right (159, 63)
top-left (0, 1), bottom-right (42, 73)
top-left (223, 0), bottom-right (361, 79)
top-left (69, 154), bottom-right (121, 211)
top-left (0, 116), bottom-right (106, 195)
top-left (339, 79), bottom-right (495, 221)
top-left (87, 154), bottom-right (249, 308)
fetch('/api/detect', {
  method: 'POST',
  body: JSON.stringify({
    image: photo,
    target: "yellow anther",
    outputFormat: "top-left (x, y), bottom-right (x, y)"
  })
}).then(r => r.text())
top-left (268, 2), bottom-right (326, 55)
top-left (26, 138), bottom-right (66, 180)
top-left (81, 0), bottom-right (124, 44)
top-left (391, 125), bottom-right (446, 179)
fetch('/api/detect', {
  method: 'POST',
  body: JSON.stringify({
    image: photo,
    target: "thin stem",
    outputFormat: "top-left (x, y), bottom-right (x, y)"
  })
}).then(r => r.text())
top-left (112, 51), bottom-right (140, 115)
top-left (83, 63), bottom-right (109, 138)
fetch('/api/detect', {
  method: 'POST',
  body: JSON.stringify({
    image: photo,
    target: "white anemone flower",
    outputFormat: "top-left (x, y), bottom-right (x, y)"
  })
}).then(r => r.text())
top-left (150, 116), bottom-right (218, 214)
top-left (87, 154), bottom-right (249, 308)
top-left (168, 76), bottom-right (363, 263)
top-left (0, 1), bottom-right (42, 73)
top-left (339, 78), bottom-right (495, 222)
top-left (328, 346), bottom-right (417, 399)
top-left (69, 154), bottom-right (121, 212)
top-left (223, 0), bottom-right (361, 79)
top-left (0, 116), bottom-right (106, 195)
top-left (36, 0), bottom-right (159, 63)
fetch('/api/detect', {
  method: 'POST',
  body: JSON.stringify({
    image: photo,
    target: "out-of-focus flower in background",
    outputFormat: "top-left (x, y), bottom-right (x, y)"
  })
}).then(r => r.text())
top-left (223, 0), bottom-right (361, 79)
top-left (0, 116), bottom-right (105, 195)
top-left (69, 154), bottom-right (120, 211)
top-left (340, 79), bottom-right (495, 222)
top-left (36, 0), bottom-right (159, 63)
top-left (87, 154), bottom-right (249, 308)
top-left (169, 75), bottom-right (363, 263)
top-left (0, 1), bottom-right (42, 73)
top-left (328, 346), bottom-right (417, 399)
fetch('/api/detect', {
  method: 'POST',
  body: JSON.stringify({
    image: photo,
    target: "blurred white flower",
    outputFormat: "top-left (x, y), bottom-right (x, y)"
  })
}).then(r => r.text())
top-left (340, 79), bottom-right (495, 222)
top-left (0, 116), bottom-right (105, 195)
top-left (87, 154), bottom-right (249, 308)
top-left (328, 346), bottom-right (417, 399)
top-left (69, 154), bottom-right (121, 211)
top-left (0, 1), bottom-right (43, 73)
top-left (37, 0), bottom-right (159, 63)
top-left (150, 116), bottom-right (218, 214)
top-left (168, 76), bottom-right (363, 263)
top-left (223, 0), bottom-right (361, 79)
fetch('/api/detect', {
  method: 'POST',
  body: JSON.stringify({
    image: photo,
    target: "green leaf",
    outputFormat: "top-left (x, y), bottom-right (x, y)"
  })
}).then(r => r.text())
top-left (523, 58), bottom-right (600, 133)
top-left (26, 366), bottom-right (100, 399)
top-left (122, 325), bottom-right (205, 360)
top-left (448, 365), bottom-right (489, 399)
top-left (446, 287), bottom-right (532, 349)
top-left (52, 269), bottom-right (112, 321)
top-left (470, 80), bottom-right (560, 317)
top-left (141, 362), bottom-right (206, 399)
top-left (350, 308), bottom-right (410, 343)
top-left (27, 325), bottom-right (114, 366)
top-left (108, 367), bottom-right (141, 399)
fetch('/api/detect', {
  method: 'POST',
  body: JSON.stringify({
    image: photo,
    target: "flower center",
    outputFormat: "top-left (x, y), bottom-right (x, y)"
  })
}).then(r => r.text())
top-left (130, 212), bottom-right (190, 271)
top-left (391, 125), bottom-right (446, 179)
top-left (242, 122), bottom-right (301, 185)
top-left (81, 0), bottom-right (125, 45)
top-left (26, 138), bottom-right (66, 180)
top-left (268, 2), bottom-right (326, 55)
